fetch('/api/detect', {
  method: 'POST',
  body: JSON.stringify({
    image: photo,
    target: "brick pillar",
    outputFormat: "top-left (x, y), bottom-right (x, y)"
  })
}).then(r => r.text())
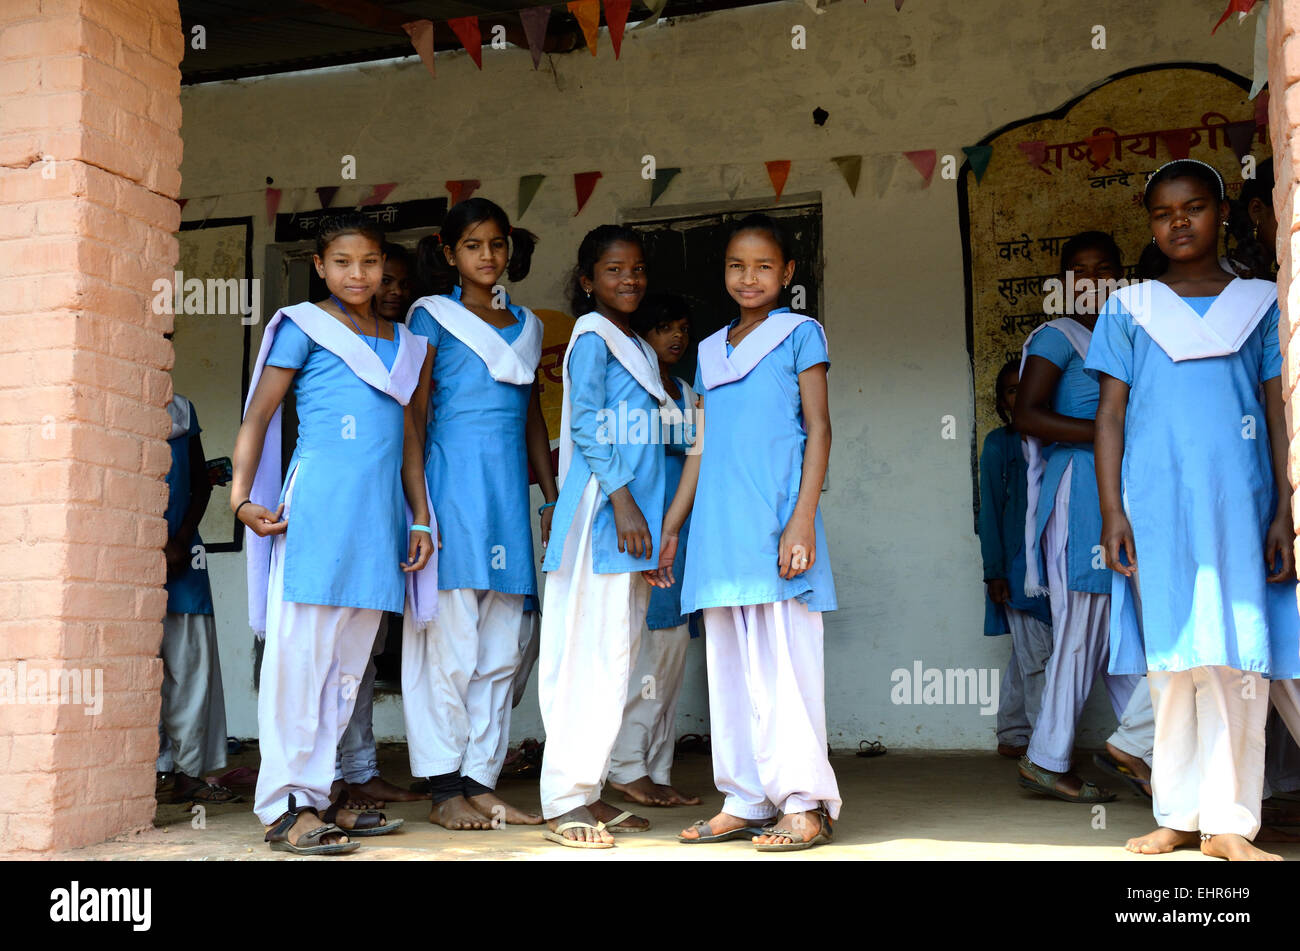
top-left (0, 0), bottom-right (182, 853)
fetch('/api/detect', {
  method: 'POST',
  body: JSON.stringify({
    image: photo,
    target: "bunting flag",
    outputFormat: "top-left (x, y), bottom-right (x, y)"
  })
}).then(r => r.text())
top-left (448, 16), bottom-right (483, 68)
top-left (519, 6), bottom-right (551, 68)
top-left (1212, 0), bottom-right (1257, 33)
top-left (177, 198), bottom-right (188, 212)
top-left (722, 165), bottom-right (743, 200)
top-left (606, 0), bottom-right (632, 56)
top-left (1225, 120), bottom-right (1257, 159)
top-left (896, 0), bottom-right (905, 9)
top-left (961, 145), bottom-right (992, 183)
top-left (629, 0), bottom-right (668, 29)
top-left (402, 20), bottom-right (436, 77)
top-left (447, 179), bottom-right (481, 206)
top-left (831, 155), bottom-right (862, 196)
top-left (650, 167), bottom-right (681, 205)
top-left (574, 170), bottom-right (602, 214)
top-left (1250, 1), bottom-right (1269, 98)
top-left (518, 173), bottom-right (545, 218)
top-left (316, 186), bottom-right (339, 209)
top-left (1083, 133), bottom-right (1115, 167)
top-left (358, 183), bottom-right (397, 207)
top-left (1158, 129), bottom-right (1193, 160)
top-left (265, 187), bottom-right (281, 224)
top-left (569, 0), bottom-right (600, 56)
top-left (1017, 140), bottom-right (1047, 171)
top-left (1256, 88), bottom-right (1270, 126)
top-left (869, 153), bottom-right (895, 199)
top-left (765, 160), bottom-right (791, 201)
top-left (903, 149), bottom-right (936, 187)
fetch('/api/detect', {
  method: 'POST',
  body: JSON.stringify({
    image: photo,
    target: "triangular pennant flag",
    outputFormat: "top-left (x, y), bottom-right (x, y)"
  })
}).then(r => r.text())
top-left (574, 171), bottom-right (602, 215)
top-left (447, 16), bottom-right (483, 68)
top-left (722, 165), bottom-right (743, 200)
top-left (650, 167), bottom-right (681, 205)
top-left (519, 7), bottom-right (551, 69)
top-left (629, 0), bottom-right (667, 30)
top-left (1158, 129), bottom-right (1193, 160)
top-left (1225, 120), bottom-right (1256, 159)
top-left (568, 0), bottom-right (600, 56)
top-left (446, 179), bottom-right (481, 206)
top-left (316, 186), bottom-right (339, 209)
top-left (1083, 134), bottom-right (1115, 168)
top-left (961, 145), bottom-right (993, 183)
top-left (831, 155), bottom-right (862, 196)
top-left (1017, 140), bottom-right (1047, 172)
top-left (1212, 0), bottom-right (1256, 33)
top-left (606, 0), bottom-right (631, 57)
top-left (765, 160), bottom-right (791, 201)
top-left (1250, 1), bottom-right (1269, 98)
top-left (402, 20), bottom-right (436, 78)
top-left (903, 150), bottom-right (936, 187)
top-left (358, 183), bottom-right (397, 207)
top-left (1255, 88), bottom-right (1270, 126)
top-left (518, 174), bottom-right (545, 218)
top-left (265, 187), bottom-right (281, 224)
top-left (177, 198), bottom-right (188, 212)
top-left (869, 154), bottom-right (896, 199)
top-left (895, 0), bottom-right (904, 9)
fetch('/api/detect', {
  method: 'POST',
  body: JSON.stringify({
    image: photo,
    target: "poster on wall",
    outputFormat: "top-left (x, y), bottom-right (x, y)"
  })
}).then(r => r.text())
top-left (961, 63), bottom-right (1269, 520)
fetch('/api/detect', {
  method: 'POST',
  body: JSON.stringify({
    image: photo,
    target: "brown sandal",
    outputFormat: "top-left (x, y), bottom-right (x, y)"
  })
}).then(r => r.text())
top-left (322, 789), bottom-right (405, 837)
top-left (265, 794), bottom-right (358, 855)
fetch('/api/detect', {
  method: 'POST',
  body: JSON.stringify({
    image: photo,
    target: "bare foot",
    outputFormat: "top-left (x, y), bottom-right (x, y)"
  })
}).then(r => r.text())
top-left (1200, 833), bottom-right (1283, 861)
top-left (429, 795), bottom-right (493, 830)
top-left (653, 782), bottom-right (702, 806)
top-left (329, 779), bottom-right (374, 810)
top-left (547, 805), bottom-right (613, 846)
top-left (589, 798), bottom-right (650, 832)
top-left (349, 776), bottom-right (428, 806)
top-left (678, 811), bottom-right (750, 840)
top-left (1105, 742), bottom-right (1151, 796)
top-left (1125, 827), bottom-right (1198, 855)
top-left (466, 790), bottom-right (545, 825)
top-left (753, 810), bottom-right (827, 847)
top-left (607, 776), bottom-right (672, 807)
top-left (265, 810), bottom-right (350, 848)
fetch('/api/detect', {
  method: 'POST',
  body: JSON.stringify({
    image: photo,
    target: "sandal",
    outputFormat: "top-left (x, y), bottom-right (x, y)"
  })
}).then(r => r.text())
top-left (678, 818), bottom-right (772, 843)
top-left (1018, 755), bottom-right (1116, 803)
top-left (542, 821), bottom-right (614, 849)
top-left (755, 808), bottom-right (833, 853)
top-left (171, 781), bottom-right (242, 805)
top-left (265, 794), bottom-right (358, 855)
top-left (857, 740), bottom-right (887, 758)
top-left (598, 810), bottom-right (650, 834)
top-left (675, 733), bottom-right (711, 756)
top-left (321, 789), bottom-right (405, 837)
top-left (1091, 752), bottom-right (1152, 800)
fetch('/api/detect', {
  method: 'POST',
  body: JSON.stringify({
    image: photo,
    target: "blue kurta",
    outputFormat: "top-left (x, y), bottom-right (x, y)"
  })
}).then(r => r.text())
top-left (979, 425), bottom-right (1050, 634)
top-left (1026, 325), bottom-right (1109, 594)
top-left (646, 384), bottom-right (694, 630)
top-left (266, 316), bottom-right (407, 613)
top-left (1085, 294), bottom-right (1300, 678)
top-left (682, 319), bottom-right (836, 613)
top-left (541, 331), bottom-right (666, 575)
top-left (409, 288), bottom-right (536, 595)
top-left (164, 401), bottom-right (214, 616)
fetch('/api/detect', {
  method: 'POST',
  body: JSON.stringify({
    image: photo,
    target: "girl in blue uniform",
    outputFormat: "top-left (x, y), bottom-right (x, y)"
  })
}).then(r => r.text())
top-left (655, 214), bottom-right (840, 852)
top-left (1089, 159), bottom-right (1300, 860)
top-left (539, 225), bottom-right (666, 848)
top-left (402, 198), bottom-right (554, 830)
top-left (233, 213), bottom-right (435, 855)
top-left (1015, 231), bottom-right (1141, 803)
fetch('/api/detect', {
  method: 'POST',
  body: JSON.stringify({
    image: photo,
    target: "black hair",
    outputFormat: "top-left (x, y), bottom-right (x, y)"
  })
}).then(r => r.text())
top-left (1140, 160), bottom-right (1229, 278)
top-left (1058, 231), bottom-right (1123, 279)
top-left (1135, 239), bottom-right (1169, 280)
top-left (568, 224), bottom-right (645, 315)
top-left (727, 213), bottom-right (795, 264)
top-left (381, 241), bottom-right (412, 270)
top-left (1227, 157), bottom-right (1276, 280)
top-left (315, 211), bottom-right (384, 257)
top-left (631, 292), bottom-right (693, 338)
top-left (994, 358), bottom-right (1019, 424)
top-left (416, 197), bottom-right (537, 294)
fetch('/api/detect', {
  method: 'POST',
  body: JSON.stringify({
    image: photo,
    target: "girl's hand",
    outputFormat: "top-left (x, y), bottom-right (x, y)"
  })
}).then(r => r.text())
top-left (610, 488), bottom-right (652, 560)
top-left (644, 531), bottom-right (678, 588)
top-left (237, 502), bottom-right (287, 537)
top-left (986, 579), bottom-right (1011, 605)
top-left (404, 530), bottom-right (434, 573)
top-left (778, 512), bottom-right (816, 580)
top-left (1265, 515), bottom-right (1296, 583)
top-left (540, 505), bottom-right (555, 549)
top-left (1100, 510), bottom-right (1136, 577)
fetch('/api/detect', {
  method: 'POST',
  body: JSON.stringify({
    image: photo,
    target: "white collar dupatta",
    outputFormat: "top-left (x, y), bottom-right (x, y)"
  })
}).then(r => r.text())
top-left (410, 289), bottom-right (544, 384)
top-left (557, 312), bottom-right (668, 485)
top-left (243, 301), bottom-right (437, 636)
top-left (697, 309), bottom-right (825, 388)
top-left (1111, 278), bottom-right (1276, 362)
top-left (1019, 317), bottom-right (1093, 598)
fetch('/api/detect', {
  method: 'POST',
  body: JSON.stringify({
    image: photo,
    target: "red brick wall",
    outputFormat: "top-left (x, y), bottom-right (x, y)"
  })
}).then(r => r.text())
top-left (0, 0), bottom-right (182, 853)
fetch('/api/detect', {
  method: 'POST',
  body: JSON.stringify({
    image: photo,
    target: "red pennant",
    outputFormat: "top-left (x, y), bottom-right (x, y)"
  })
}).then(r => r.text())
top-left (1225, 120), bottom-right (1256, 159)
top-left (402, 19), bottom-right (436, 77)
top-left (1083, 134), bottom-right (1115, 168)
top-left (605, 0), bottom-right (631, 58)
top-left (568, 0), bottom-right (600, 55)
top-left (265, 187), bottom-right (281, 224)
top-left (574, 171), bottom-right (602, 215)
top-left (1159, 129), bottom-right (1193, 160)
top-left (895, 0), bottom-right (904, 8)
top-left (446, 179), bottom-right (481, 206)
top-left (519, 7), bottom-right (551, 69)
top-left (765, 160), bottom-right (792, 201)
top-left (1255, 89), bottom-right (1269, 127)
top-left (1017, 141), bottom-right (1047, 172)
top-left (903, 150), bottom-right (936, 187)
top-left (358, 183), bottom-right (397, 207)
top-left (177, 198), bottom-right (188, 212)
top-left (316, 186), bottom-right (339, 209)
top-left (1212, 0), bottom-right (1256, 34)
top-left (448, 16), bottom-right (483, 68)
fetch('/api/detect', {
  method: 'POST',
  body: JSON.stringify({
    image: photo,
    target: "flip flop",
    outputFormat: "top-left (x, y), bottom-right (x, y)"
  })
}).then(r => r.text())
top-left (542, 821), bottom-right (614, 849)
top-left (1091, 752), bottom-right (1152, 800)
top-left (1017, 755), bottom-right (1116, 804)
top-left (754, 808), bottom-right (833, 853)
top-left (322, 789), bottom-right (405, 837)
top-left (171, 782), bottom-right (242, 805)
top-left (678, 818), bottom-right (772, 843)
top-left (857, 740), bottom-right (887, 758)
top-left (599, 810), bottom-right (651, 834)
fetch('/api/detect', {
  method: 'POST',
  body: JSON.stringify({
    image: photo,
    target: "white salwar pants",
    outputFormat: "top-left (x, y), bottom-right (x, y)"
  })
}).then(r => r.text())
top-left (997, 607), bottom-right (1053, 747)
top-left (1028, 462), bottom-right (1141, 773)
top-left (609, 621), bottom-right (690, 785)
top-left (1149, 666), bottom-right (1268, 838)
top-left (157, 612), bottom-right (228, 778)
top-left (1108, 676), bottom-right (1155, 767)
top-left (703, 598), bottom-right (842, 822)
top-left (335, 626), bottom-right (386, 786)
top-left (402, 587), bottom-right (525, 786)
top-left (252, 474), bottom-right (383, 826)
top-left (538, 477), bottom-right (649, 819)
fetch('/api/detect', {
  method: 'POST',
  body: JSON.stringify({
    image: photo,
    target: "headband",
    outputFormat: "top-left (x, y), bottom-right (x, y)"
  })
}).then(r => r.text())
top-left (1143, 158), bottom-right (1226, 201)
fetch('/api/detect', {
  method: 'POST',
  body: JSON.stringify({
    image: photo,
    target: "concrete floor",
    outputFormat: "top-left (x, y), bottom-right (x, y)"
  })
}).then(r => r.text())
top-left (43, 744), bottom-right (1300, 861)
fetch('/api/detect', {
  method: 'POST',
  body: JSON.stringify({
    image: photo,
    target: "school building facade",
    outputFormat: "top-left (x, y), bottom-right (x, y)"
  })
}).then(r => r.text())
top-left (3, 0), bottom-right (1300, 852)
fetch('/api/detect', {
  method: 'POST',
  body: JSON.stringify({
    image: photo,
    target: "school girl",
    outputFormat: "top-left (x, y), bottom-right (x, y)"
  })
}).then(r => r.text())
top-left (232, 212), bottom-right (435, 855)
top-left (1015, 231), bottom-right (1142, 803)
top-left (607, 292), bottom-right (702, 809)
top-left (978, 360), bottom-right (1052, 759)
top-left (538, 225), bottom-right (667, 848)
top-left (400, 198), bottom-right (555, 830)
top-left (1089, 159), bottom-right (1300, 860)
top-left (657, 214), bottom-right (840, 852)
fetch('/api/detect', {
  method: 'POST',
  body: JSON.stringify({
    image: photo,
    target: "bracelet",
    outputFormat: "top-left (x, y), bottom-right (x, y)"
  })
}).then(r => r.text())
top-left (538, 501), bottom-right (556, 515)
top-left (235, 499), bottom-right (253, 518)
top-left (410, 524), bottom-right (432, 534)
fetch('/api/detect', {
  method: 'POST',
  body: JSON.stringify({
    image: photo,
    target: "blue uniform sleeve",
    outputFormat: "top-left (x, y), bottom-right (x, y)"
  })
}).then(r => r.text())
top-left (978, 429), bottom-right (1008, 581)
top-left (568, 333), bottom-right (635, 496)
top-left (266, 316), bottom-right (312, 370)
top-left (692, 362), bottom-right (706, 410)
top-left (1025, 324), bottom-right (1074, 371)
top-left (1083, 297), bottom-right (1135, 386)
top-left (1260, 301), bottom-right (1282, 384)
top-left (792, 320), bottom-right (830, 373)
top-left (407, 305), bottom-right (443, 350)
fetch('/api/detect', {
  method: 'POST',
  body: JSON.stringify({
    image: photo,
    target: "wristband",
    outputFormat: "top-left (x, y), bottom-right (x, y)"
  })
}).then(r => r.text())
top-left (538, 501), bottom-right (556, 516)
top-left (235, 499), bottom-right (254, 518)
top-left (410, 524), bottom-right (432, 534)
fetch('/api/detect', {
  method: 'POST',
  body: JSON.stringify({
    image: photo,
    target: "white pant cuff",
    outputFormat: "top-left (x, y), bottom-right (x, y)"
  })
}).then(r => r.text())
top-left (410, 756), bottom-right (463, 778)
top-left (722, 797), bottom-right (780, 821)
